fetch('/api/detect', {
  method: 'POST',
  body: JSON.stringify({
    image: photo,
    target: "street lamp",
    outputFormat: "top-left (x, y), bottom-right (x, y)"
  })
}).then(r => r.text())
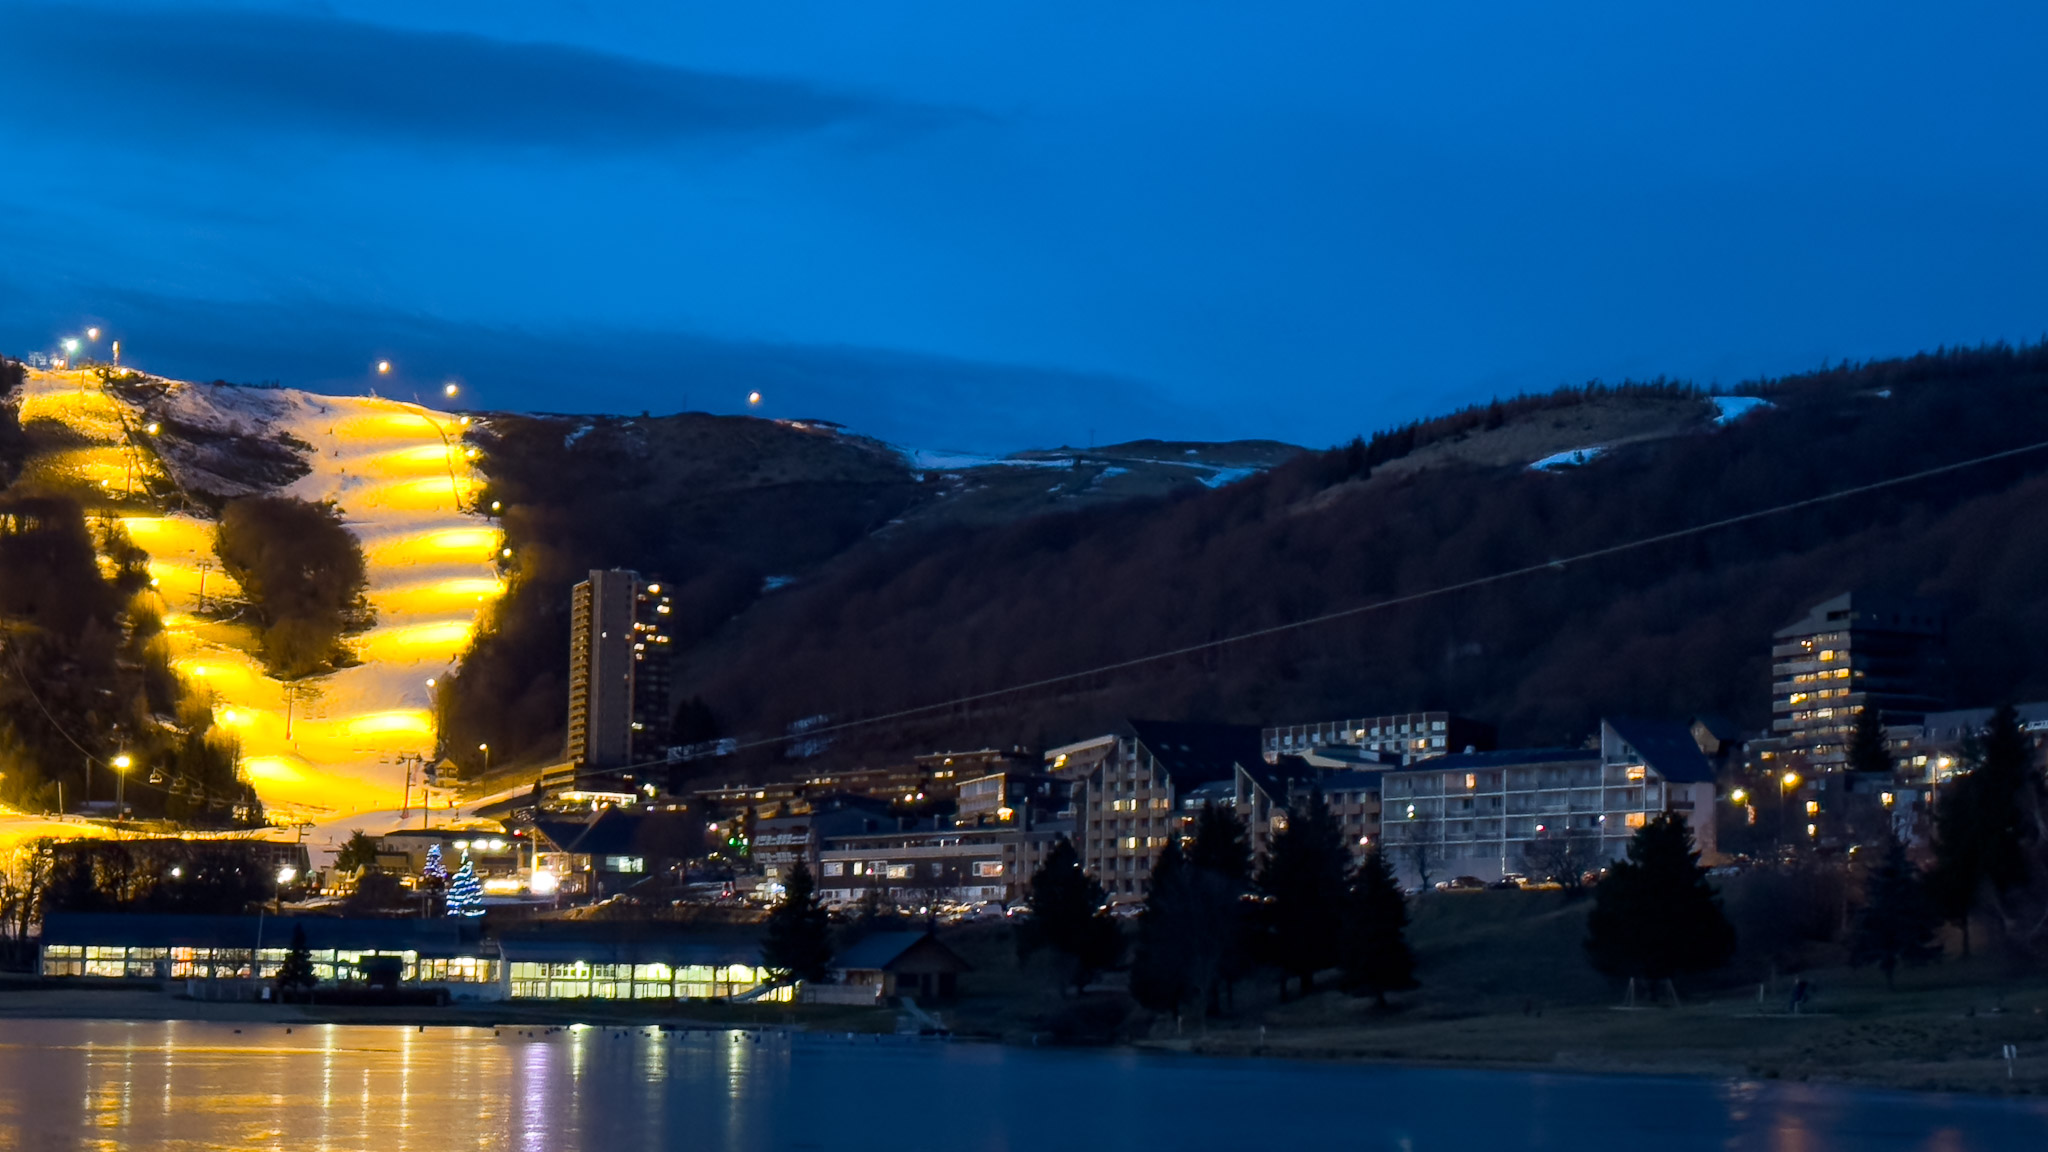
top-left (478, 743), bottom-right (490, 774)
top-left (377, 361), bottom-right (392, 375)
top-left (112, 754), bottom-right (132, 819)
top-left (1778, 771), bottom-right (1801, 850)
top-left (443, 383), bottom-right (459, 397)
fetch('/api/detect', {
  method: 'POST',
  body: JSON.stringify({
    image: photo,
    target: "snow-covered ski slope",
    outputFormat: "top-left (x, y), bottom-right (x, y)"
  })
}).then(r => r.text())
top-left (18, 368), bottom-right (503, 822)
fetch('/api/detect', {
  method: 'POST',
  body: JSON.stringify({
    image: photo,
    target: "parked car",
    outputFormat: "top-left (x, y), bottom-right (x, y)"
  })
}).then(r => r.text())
top-left (1436, 875), bottom-right (1487, 892)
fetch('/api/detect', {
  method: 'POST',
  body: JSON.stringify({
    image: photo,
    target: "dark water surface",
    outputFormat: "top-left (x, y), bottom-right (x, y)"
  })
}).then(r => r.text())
top-left (0, 1018), bottom-right (2043, 1150)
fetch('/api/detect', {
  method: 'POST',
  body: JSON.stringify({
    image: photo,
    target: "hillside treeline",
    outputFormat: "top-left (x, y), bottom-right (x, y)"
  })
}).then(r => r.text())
top-left (436, 412), bottom-right (923, 767)
top-left (0, 364), bottom-right (259, 823)
top-left (672, 343), bottom-right (2048, 764)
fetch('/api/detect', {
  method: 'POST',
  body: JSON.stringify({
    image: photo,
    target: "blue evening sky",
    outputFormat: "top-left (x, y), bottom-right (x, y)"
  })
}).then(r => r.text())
top-left (3, 1), bottom-right (2044, 450)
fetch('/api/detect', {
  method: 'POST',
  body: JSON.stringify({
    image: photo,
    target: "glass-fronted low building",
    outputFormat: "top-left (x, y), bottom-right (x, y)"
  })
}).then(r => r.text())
top-left (39, 915), bottom-right (787, 1003)
top-left (499, 933), bottom-right (789, 1001)
top-left (39, 914), bottom-right (499, 991)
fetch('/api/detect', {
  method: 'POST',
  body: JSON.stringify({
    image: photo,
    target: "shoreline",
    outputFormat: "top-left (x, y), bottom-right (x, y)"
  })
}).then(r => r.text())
top-left (6, 985), bottom-right (2044, 1099)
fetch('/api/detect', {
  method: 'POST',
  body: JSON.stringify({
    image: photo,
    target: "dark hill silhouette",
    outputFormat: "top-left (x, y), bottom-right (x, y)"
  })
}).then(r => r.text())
top-left (440, 343), bottom-right (2048, 778)
top-left (669, 345), bottom-right (2048, 769)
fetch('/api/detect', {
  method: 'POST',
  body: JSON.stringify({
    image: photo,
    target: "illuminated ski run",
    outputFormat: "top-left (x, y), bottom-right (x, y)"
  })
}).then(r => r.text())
top-left (16, 368), bottom-right (503, 824)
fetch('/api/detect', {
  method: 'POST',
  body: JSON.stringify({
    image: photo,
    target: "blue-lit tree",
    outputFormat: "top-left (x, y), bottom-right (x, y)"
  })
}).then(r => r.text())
top-left (444, 853), bottom-right (484, 918)
top-left (421, 843), bottom-right (448, 888)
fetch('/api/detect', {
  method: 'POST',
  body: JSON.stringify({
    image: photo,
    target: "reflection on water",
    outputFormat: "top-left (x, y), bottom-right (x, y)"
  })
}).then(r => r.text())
top-left (0, 1019), bottom-right (2042, 1151)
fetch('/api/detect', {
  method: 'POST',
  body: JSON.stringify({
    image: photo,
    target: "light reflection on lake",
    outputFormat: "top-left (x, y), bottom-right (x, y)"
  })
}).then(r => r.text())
top-left (0, 1018), bottom-right (2041, 1150)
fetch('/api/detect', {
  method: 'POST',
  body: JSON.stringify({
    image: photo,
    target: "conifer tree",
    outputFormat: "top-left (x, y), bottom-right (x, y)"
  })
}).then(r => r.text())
top-left (1255, 788), bottom-right (1349, 997)
top-left (1020, 837), bottom-right (1121, 995)
top-left (421, 843), bottom-right (447, 887)
top-left (760, 859), bottom-right (834, 984)
top-left (275, 923), bottom-right (317, 1000)
top-left (1188, 802), bottom-right (1252, 884)
top-left (1848, 837), bottom-right (1940, 988)
top-left (1129, 843), bottom-right (1197, 1018)
top-left (1339, 847), bottom-right (1418, 1006)
top-left (1187, 803), bottom-right (1256, 1014)
top-left (1585, 812), bottom-right (1735, 998)
top-left (333, 829), bottom-right (379, 875)
top-left (443, 853), bottom-right (484, 918)
top-left (1928, 704), bottom-right (2037, 955)
top-left (1845, 707), bottom-right (1892, 775)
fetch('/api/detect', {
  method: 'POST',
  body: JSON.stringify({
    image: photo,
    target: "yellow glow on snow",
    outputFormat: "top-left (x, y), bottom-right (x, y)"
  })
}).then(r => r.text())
top-left (354, 619), bottom-right (477, 661)
top-left (11, 368), bottom-right (504, 824)
top-left (340, 711), bottom-right (435, 739)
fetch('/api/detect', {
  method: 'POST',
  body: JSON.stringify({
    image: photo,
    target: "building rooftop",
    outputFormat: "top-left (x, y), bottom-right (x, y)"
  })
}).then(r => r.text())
top-left (830, 930), bottom-right (971, 974)
top-left (1398, 747), bottom-right (1592, 772)
top-left (1916, 703), bottom-right (2048, 742)
top-left (1773, 591), bottom-right (1945, 640)
top-left (1312, 769), bottom-right (1389, 792)
top-left (1127, 719), bottom-right (1264, 790)
top-left (1605, 717), bottom-right (1718, 784)
top-left (40, 913), bottom-right (482, 955)
top-left (527, 809), bottom-right (645, 857)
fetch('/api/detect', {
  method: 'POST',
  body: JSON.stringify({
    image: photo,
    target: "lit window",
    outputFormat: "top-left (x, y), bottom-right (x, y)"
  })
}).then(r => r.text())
top-left (975, 862), bottom-right (1004, 878)
top-left (821, 862), bottom-right (843, 877)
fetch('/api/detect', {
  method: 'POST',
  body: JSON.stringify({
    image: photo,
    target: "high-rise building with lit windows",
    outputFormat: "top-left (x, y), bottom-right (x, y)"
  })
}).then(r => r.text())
top-left (565, 570), bottom-right (673, 773)
top-left (1765, 592), bottom-right (1945, 772)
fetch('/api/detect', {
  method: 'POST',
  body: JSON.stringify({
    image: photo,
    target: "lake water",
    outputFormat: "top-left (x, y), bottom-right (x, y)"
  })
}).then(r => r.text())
top-left (0, 1018), bottom-right (2042, 1150)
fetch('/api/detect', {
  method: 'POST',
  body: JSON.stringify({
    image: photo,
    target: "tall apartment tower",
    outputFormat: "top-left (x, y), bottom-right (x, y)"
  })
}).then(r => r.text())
top-left (565, 570), bottom-right (674, 773)
top-left (1767, 592), bottom-right (1945, 771)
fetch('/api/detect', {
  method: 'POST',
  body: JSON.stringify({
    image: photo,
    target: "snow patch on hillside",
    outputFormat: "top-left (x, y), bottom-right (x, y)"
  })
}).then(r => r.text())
top-left (906, 448), bottom-right (1073, 471)
top-left (1529, 446), bottom-right (1606, 471)
top-left (1199, 467), bottom-right (1259, 489)
top-left (1711, 396), bottom-right (1772, 424)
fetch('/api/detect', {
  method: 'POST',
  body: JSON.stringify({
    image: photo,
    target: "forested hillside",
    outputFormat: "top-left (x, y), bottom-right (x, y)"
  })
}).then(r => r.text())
top-left (663, 345), bottom-right (2048, 767)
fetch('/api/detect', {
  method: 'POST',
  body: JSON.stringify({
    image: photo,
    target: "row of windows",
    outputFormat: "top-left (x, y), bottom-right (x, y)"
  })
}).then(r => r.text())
top-left (819, 860), bottom-right (1005, 878)
top-left (1380, 812), bottom-right (1649, 841)
top-left (1383, 767), bottom-right (1649, 796)
top-left (42, 945), bottom-right (496, 983)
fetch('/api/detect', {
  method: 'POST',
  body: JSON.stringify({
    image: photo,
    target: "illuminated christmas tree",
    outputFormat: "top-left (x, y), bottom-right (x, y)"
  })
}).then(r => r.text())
top-left (445, 853), bottom-right (485, 918)
top-left (422, 843), bottom-right (447, 887)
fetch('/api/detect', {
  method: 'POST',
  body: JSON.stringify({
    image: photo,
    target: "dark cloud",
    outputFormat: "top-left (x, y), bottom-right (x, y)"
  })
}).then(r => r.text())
top-left (0, 4), bottom-right (905, 151)
top-left (0, 282), bottom-right (1204, 452)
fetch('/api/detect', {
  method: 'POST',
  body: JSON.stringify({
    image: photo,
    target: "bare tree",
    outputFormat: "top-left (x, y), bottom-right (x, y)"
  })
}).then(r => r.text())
top-left (1404, 812), bottom-right (1442, 891)
top-left (0, 840), bottom-right (53, 968)
top-left (1520, 832), bottom-right (1604, 896)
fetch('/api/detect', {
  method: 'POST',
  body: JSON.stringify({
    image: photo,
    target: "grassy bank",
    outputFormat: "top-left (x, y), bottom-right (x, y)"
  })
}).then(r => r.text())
top-left (930, 891), bottom-right (2048, 1095)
